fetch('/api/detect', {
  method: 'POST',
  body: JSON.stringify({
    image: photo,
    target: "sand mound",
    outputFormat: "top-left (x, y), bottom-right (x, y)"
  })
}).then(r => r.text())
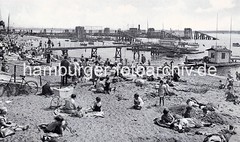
top-left (199, 112), bottom-right (229, 125)
top-left (169, 105), bottom-right (229, 125)
top-left (169, 105), bottom-right (202, 117)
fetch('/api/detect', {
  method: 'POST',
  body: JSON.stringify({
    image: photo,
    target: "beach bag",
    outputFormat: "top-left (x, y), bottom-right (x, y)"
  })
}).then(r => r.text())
top-left (0, 127), bottom-right (15, 138)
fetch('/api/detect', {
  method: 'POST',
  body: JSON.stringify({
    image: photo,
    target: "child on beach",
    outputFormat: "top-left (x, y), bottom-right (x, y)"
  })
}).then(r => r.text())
top-left (58, 94), bottom-right (82, 117)
top-left (91, 97), bottom-right (102, 112)
top-left (0, 107), bottom-right (29, 137)
top-left (219, 80), bottom-right (225, 89)
top-left (133, 93), bottom-right (144, 110)
top-left (156, 80), bottom-right (167, 106)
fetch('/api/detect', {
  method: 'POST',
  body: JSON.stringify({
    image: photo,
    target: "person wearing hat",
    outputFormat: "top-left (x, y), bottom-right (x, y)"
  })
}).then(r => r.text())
top-left (133, 93), bottom-right (144, 110)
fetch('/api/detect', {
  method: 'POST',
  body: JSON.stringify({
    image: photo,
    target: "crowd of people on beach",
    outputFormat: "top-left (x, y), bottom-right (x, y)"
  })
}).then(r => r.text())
top-left (0, 35), bottom-right (239, 142)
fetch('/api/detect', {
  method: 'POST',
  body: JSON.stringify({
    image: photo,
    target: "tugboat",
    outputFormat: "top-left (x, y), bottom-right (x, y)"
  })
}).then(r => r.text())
top-left (233, 43), bottom-right (240, 47)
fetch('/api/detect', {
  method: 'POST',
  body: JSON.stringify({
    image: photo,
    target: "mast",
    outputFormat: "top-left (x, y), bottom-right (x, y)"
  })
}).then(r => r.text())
top-left (215, 13), bottom-right (218, 47)
top-left (7, 13), bottom-right (10, 34)
top-left (230, 16), bottom-right (232, 50)
top-left (147, 19), bottom-right (149, 42)
top-left (0, 9), bottom-right (2, 21)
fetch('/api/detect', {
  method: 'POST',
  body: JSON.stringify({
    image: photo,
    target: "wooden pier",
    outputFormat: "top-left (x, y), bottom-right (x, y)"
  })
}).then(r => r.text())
top-left (194, 31), bottom-right (218, 40)
top-left (48, 44), bottom-right (145, 60)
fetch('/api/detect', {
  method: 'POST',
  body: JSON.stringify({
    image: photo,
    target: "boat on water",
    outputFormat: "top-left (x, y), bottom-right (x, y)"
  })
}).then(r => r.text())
top-left (165, 52), bottom-right (183, 58)
top-left (178, 41), bottom-right (199, 50)
top-left (70, 39), bottom-right (78, 42)
top-left (88, 41), bottom-right (94, 45)
top-left (158, 39), bottom-right (177, 49)
top-left (112, 41), bottom-right (125, 45)
top-left (233, 43), bottom-right (240, 47)
top-left (80, 43), bottom-right (87, 46)
top-left (184, 45), bottom-right (240, 67)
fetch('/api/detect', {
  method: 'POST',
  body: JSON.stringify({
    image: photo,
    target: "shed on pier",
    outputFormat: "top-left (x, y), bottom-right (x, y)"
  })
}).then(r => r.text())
top-left (206, 46), bottom-right (232, 63)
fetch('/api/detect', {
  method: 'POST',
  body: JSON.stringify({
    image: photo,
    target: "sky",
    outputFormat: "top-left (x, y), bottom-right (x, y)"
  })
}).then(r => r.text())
top-left (0, 0), bottom-right (239, 31)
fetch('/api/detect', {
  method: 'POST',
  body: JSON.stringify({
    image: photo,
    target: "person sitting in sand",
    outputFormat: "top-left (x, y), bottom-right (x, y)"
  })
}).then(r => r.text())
top-left (39, 115), bottom-right (67, 140)
top-left (39, 82), bottom-right (54, 96)
top-left (159, 108), bottom-right (175, 128)
top-left (147, 75), bottom-right (155, 81)
top-left (227, 71), bottom-right (234, 89)
top-left (183, 106), bottom-right (192, 118)
top-left (133, 93), bottom-right (144, 110)
top-left (104, 76), bottom-right (111, 94)
top-left (219, 80), bottom-right (225, 89)
top-left (225, 86), bottom-right (239, 104)
top-left (227, 78), bottom-right (234, 90)
top-left (172, 70), bottom-right (186, 82)
top-left (59, 94), bottom-right (82, 117)
top-left (94, 78), bottom-right (105, 93)
top-left (172, 70), bottom-right (180, 82)
top-left (90, 97), bottom-right (102, 112)
top-left (166, 78), bottom-right (174, 87)
top-left (164, 81), bottom-right (176, 96)
top-left (0, 107), bottom-right (29, 137)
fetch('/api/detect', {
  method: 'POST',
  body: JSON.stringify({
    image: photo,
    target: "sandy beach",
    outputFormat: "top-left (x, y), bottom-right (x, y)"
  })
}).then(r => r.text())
top-left (0, 57), bottom-right (239, 142)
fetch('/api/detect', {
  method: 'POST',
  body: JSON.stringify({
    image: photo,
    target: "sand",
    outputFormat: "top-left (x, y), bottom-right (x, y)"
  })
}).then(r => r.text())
top-left (0, 58), bottom-right (240, 142)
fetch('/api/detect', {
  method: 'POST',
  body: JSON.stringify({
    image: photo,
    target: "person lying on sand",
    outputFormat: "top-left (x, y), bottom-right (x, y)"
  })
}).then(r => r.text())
top-left (39, 115), bottom-right (67, 141)
top-left (186, 97), bottom-right (215, 114)
top-left (58, 94), bottom-right (82, 117)
top-left (201, 125), bottom-right (236, 142)
top-left (133, 93), bottom-right (144, 110)
top-left (174, 118), bottom-right (214, 133)
top-left (0, 107), bottom-right (29, 138)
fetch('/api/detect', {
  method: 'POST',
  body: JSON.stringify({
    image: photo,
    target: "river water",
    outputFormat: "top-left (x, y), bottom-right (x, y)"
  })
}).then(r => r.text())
top-left (29, 33), bottom-right (240, 77)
